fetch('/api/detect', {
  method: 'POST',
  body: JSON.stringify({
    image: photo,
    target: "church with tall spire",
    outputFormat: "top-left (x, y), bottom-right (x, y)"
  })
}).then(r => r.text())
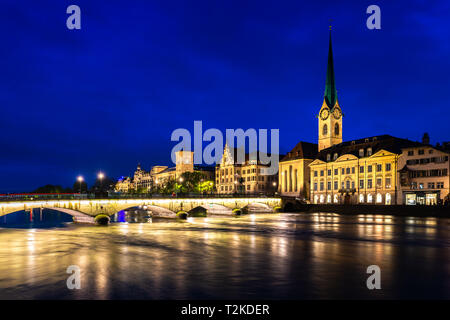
top-left (317, 28), bottom-right (343, 152)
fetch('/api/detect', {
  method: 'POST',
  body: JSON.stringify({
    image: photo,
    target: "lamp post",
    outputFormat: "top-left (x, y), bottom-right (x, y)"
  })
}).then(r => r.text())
top-left (77, 176), bottom-right (84, 194)
top-left (98, 172), bottom-right (105, 197)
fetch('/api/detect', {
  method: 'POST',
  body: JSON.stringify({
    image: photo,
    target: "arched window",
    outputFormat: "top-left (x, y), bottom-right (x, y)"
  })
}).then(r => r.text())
top-left (289, 166), bottom-right (293, 192)
top-left (327, 194), bottom-right (331, 203)
top-left (359, 194), bottom-right (365, 203)
top-left (376, 193), bottom-right (383, 203)
top-left (323, 124), bottom-right (328, 136)
top-left (385, 193), bottom-right (391, 205)
top-left (335, 123), bottom-right (340, 135)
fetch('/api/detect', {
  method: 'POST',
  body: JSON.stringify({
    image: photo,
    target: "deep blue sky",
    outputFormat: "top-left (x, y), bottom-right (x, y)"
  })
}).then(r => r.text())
top-left (1, 0), bottom-right (449, 192)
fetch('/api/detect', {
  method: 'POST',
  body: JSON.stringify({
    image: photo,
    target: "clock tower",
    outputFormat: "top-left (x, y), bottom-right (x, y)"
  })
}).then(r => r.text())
top-left (318, 28), bottom-right (343, 152)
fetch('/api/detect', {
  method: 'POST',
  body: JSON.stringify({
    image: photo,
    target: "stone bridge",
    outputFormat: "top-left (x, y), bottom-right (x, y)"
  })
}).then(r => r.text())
top-left (0, 197), bottom-right (281, 222)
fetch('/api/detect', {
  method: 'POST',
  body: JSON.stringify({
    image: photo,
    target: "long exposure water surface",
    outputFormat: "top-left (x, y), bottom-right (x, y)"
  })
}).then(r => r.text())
top-left (0, 211), bottom-right (448, 299)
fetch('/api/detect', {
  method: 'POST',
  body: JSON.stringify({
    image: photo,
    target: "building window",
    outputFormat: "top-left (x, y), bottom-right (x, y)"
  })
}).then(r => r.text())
top-left (367, 179), bottom-right (373, 189)
top-left (419, 183), bottom-right (424, 189)
top-left (359, 179), bottom-right (364, 189)
top-left (385, 177), bottom-right (391, 188)
top-left (320, 170), bottom-right (324, 177)
top-left (335, 123), bottom-right (340, 135)
top-left (352, 167), bottom-right (355, 174)
top-left (346, 167), bottom-right (350, 174)
top-left (334, 168), bottom-right (338, 175)
top-left (314, 171), bottom-right (318, 177)
top-left (294, 169), bottom-right (298, 192)
top-left (428, 182), bottom-right (435, 189)
top-left (323, 124), bottom-right (328, 136)
top-left (368, 165), bottom-right (372, 173)
top-left (376, 193), bottom-right (383, 203)
top-left (367, 148), bottom-right (372, 156)
top-left (376, 164), bottom-right (382, 172)
top-left (320, 182), bottom-right (324, 191)
top-left (346, 180), bottom-right (350, 189)
top-left (359, 149), bottom-right (364, 157)
top-left (385, 193), bottom-right (391, 205)
top-left (437, 182), bottom-right (444, 189)
top-left (360, 166), bottom-right (364, 173)
top-left (327, 181), bottom-right (331, 190)
top-left (334, 181), bottom-right (338, 190)
top-left (408, 150), bottom-right (414, 156)
top-left (314, 183), bottom-right (318, 191)
top-left (334, 194), bottom-right (339, 203)
top-left (341, 168), bottom-right (345, 174)
top-left (333, 153), bottom-right (338, 160)
top-left (328, 169), bottom-right (331, 176)
top-left (429, 149), bottom-right (433, 154)
top-left (341, 181), bottom-right (345, 189)
top-left (385, 163), bottom-right (391, 171)
top-left (418, 149), bottom-right (424, 155)
top-left (320, 195), bottom-right (324, 203)
top-left (327, 154), bottom-right (331, 161)
top-left (359, 194), bottom-right (364, 203)
top-left (327, 195), bottom-right (331, 203)
top-left (377, 178), bottom-right (382, 188)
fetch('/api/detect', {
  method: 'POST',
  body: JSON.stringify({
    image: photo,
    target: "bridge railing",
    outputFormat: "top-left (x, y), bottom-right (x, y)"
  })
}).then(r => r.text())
top-left (0, 192), bottom-right (280, 202)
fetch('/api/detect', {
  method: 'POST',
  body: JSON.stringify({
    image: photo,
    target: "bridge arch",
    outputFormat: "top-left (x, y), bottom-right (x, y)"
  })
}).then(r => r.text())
top-left (188, 204), bottom-right (233, 217)
top-left (0, 207), bottom-right (95, 224)
top-left (114, 205), bottom-right (176, 219)
top-left (242, 202), bottom-right (274, 214)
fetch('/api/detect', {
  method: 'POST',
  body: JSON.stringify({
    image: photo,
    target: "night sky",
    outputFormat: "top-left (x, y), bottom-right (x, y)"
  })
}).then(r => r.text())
top-left (1, 0), bottom-right (449, 192)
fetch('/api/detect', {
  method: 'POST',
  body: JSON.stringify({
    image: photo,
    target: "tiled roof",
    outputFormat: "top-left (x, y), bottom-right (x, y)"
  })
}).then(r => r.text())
top-left (316, 135), bottom-right (424, 161)
top-left (281, 141), bottom-right (318, 162)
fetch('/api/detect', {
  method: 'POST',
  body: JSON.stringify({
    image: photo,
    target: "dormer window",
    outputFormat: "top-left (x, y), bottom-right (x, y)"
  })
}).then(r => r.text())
top-left (327, 154), bottom-right (331, 161)
top-left (359, 149), bottom-right (364, 157)
top-left (333, 153), bottom-right (338, 160)
top-left (367, 148), bottom-right (372, 156)
top-left (365, 138), bottom-right (369, 143)
top-left (351, 141), bottom-right (355, 145)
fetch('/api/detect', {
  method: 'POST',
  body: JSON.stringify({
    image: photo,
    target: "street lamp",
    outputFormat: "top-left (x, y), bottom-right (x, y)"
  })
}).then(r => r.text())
top-left (98, 172), bottom-right (105, 196)
top-left (77, 176), bottom-right (84, 194)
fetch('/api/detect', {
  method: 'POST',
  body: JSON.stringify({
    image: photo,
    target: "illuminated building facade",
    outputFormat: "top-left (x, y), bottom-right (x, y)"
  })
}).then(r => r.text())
top-left (215, 144), bottom-right (279, 194)
top-left (398, 137), bottom-right (450, 205)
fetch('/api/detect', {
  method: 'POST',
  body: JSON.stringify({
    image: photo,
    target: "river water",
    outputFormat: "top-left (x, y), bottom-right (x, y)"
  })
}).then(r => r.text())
top-left (0, 211), bottom-right (448, 299)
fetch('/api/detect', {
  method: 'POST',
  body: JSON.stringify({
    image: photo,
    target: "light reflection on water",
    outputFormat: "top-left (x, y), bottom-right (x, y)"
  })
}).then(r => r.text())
top-left (0, 213), bottom-right (448, 299)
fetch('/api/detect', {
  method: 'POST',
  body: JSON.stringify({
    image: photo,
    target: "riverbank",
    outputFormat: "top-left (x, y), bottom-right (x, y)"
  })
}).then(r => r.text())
top-left (284, 203), bottom-right (450, 218)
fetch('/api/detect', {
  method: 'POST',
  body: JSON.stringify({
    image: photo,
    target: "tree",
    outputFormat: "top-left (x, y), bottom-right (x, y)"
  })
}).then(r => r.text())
top-left (33, 184), bottom-right (65, 193)
top-left (73, 181), bottom-right (88, 193)
top-left (90, 175), bottom-right (115, 193)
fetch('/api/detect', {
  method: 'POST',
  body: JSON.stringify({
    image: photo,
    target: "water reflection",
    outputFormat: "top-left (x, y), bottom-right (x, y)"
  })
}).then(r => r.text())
top-left (0, 212), bottom-right (448, 299)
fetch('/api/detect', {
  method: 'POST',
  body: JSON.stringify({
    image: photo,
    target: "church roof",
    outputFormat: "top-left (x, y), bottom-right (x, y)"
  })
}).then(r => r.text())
top-left (324, 29), bottom-right (338, 109)
top-left (281, 141), bottom-right (318, 162)
top-left (316, 135), bottom-right (424, 161)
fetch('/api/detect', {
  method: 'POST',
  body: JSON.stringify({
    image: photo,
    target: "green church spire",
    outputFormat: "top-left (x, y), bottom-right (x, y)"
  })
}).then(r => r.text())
top-left (324, 28), bottom-right (337, 109)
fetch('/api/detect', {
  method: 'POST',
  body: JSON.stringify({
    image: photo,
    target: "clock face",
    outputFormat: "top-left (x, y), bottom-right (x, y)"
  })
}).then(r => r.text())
top-left (320, 108), bottom-right (330, 120)
top-left (333, 108), bottom-right (341, 119)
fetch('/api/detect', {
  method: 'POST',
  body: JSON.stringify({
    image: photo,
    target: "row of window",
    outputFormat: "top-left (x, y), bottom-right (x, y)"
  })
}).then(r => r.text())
top-left (313, 163), bottom-right (392, 178)
top-left (313, 177), bottom-right (392, 191)
top-left (407, 149), bottom-right (434, 156)
top-left (406, 156), bottom-right (448, 165)
top-left (325, 147), bottom-right (374, 162)
top-left (408, 169), bottom-right (448, 178)
top-left (411, 182), bottom-right (445, 189)
top-left (313, 193), bottom-right (392, 204)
